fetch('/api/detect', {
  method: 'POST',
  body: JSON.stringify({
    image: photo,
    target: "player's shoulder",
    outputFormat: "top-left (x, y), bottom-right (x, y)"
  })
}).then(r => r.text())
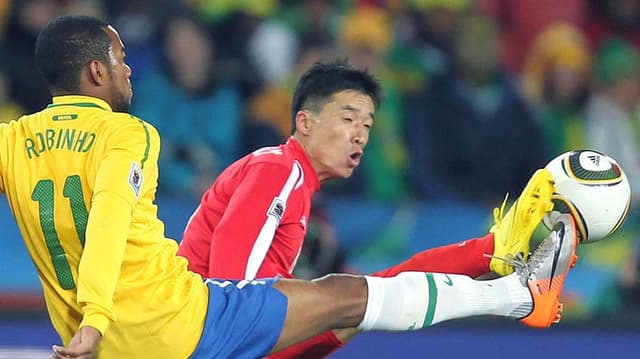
top-left (225, 145), bottom-right (291, 177)
top-left (247, 144), bottom-right (292, 165)
top-left (0, 116), bottom-right (20, 129)
top-left (0, 120), bottom-right (8, 138)
top-left (104, 113), bottom-right (160, 139)
top-left (105, 112), bottom-right (150, 127)
top-left (0, 114), bottom-right (30, 135)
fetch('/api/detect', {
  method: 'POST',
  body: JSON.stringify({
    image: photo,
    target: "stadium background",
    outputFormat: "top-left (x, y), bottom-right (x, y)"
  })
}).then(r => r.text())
top-left (1, 0), bottom-right (639, 357)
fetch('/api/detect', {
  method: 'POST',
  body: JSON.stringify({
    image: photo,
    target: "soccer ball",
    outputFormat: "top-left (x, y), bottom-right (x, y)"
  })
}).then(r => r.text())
top-left (542, 150), bottom-right (631, 243)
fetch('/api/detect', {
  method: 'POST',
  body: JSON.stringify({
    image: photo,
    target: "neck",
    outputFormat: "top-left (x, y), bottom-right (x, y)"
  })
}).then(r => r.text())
top-left (292, 134), bottom-right (330, 182)
top-left (51, 88), bottom-right (110, 105)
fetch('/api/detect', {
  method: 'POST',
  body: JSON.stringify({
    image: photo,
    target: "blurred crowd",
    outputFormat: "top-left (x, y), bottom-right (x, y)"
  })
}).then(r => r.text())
top-left (1, 0), bottom-right (640, 319)
top-left (3, 0), bottom-right (640, 204)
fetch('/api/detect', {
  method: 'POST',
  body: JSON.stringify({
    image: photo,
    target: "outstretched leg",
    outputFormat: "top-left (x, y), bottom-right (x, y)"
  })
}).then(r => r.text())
top-left (267, 168), bottom-right (557, 359)
top-left (268, 214), bottom-right (578, 356)
top-left (188, 215), bottom-right (577, 358)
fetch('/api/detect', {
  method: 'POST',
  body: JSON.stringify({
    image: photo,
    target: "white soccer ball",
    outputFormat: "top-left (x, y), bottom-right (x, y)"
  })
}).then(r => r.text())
top-left (543, 150), bottom-right (631, 243)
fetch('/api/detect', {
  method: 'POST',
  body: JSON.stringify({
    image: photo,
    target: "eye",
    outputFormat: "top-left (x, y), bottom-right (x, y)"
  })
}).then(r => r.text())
top-left (364, 123), bottom-right (372, 129)
top-left (343, 117), bottom-right (353, 122)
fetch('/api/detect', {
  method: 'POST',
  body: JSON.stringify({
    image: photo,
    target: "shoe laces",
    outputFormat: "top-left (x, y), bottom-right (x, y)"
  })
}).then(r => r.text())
top-left (484, 235), bottom-right (555, 286)
top-left (483, 251), bottom-right (526, 279)
top-left (517, 235), bottom-right (557, 286)
top-left (492, 193), bottom-right (510, 228)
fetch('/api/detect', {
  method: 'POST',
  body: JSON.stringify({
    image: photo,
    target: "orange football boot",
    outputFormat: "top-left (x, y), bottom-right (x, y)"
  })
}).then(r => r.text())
top-left (518, 214), bottom-right (579, 328)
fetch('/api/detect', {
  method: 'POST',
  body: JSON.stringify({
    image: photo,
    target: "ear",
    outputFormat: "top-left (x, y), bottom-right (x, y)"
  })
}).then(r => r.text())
top-left (294, 110), bottom-right (313, 135)
top-left (87, 60), bottom-right (108, 86)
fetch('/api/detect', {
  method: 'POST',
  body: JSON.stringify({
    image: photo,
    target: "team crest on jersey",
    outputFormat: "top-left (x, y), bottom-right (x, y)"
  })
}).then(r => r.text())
top-left (129, 162), bottom-right (143, 197)
top-left (268, 197), bottom-right (285, 222)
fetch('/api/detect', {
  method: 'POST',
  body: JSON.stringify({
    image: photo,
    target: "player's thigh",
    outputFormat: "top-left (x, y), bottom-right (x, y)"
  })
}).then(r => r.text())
top-left (190, 278), bottom-right (288, 359)
top-left (270, 274), bottom-right (367, 353)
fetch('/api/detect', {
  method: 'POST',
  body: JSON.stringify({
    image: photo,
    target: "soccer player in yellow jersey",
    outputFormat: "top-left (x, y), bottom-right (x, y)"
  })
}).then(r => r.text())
top-left (0, 15), bottom-right (579, 359)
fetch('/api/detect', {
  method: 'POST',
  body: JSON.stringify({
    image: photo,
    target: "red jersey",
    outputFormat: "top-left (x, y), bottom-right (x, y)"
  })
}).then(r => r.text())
top-left (178, 137), bottom-right (320, 280)
top-left (178, 137), bottom-right (495, 359)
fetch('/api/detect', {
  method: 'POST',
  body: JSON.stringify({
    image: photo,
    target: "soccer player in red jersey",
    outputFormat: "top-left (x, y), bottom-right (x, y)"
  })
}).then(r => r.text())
top-left (178, 60), bottom-right (566, 358)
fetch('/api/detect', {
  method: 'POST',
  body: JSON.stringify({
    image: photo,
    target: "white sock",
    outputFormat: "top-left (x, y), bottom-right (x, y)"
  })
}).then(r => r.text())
top-left (426, 272), bottom-right (533, 325)
top-left (357, 272), bottom-right (533, 331)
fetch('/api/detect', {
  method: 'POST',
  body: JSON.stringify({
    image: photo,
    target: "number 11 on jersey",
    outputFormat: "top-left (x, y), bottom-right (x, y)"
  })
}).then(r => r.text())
top-left (31, 175), bottom-right (88, 290)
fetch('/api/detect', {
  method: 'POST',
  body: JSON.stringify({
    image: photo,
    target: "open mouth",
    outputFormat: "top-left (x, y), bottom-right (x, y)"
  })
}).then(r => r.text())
top-left (349, 151), bottom-right (362, 166)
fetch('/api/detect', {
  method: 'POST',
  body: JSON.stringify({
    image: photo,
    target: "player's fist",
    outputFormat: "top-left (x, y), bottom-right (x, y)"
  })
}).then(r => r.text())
top-left (50, 326), bottom-right (102, 358)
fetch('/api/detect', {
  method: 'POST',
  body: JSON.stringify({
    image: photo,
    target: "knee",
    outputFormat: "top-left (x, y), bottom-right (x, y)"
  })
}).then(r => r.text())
top-left (313, 274), bottom-right (368, 325)
top-left (314, 274), bottom-right (366, 295)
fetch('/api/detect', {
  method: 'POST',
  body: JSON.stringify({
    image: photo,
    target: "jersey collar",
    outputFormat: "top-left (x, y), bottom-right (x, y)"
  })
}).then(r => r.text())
top-left (48, 95), bottom-right (113, 112)
top-left (287, 136), bottom-right (321, 193)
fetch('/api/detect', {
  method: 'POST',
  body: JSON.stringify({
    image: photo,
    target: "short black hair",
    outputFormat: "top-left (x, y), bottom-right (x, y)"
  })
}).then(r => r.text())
top-left (35, 15), bottom-right (112, 92)
top-left (290, 59), bottom-right (383, 135)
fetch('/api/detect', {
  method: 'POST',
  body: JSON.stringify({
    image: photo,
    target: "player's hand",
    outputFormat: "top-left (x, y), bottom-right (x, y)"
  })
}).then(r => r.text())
top-left (49, 326), bottom-right (102, 358)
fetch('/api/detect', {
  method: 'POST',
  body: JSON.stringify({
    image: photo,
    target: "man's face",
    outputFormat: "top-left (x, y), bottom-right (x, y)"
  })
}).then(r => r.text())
top-left (104, 25), bottom-right (132, 112)
top-left (301, 89), bottom-right (375, 181)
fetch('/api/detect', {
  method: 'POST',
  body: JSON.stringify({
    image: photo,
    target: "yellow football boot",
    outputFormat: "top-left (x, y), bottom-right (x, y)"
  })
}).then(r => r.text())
top-left (489, 169), bottom-right (555, 275)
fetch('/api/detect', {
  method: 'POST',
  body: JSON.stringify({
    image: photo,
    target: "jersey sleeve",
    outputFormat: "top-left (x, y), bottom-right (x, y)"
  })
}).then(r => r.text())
top-left (77, 118), bottom-right (157, 335)
top-left (208, 161), bottom-right (302, 280)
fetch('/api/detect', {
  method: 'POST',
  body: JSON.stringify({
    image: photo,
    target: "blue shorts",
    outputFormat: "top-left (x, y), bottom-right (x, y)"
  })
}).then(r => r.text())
top-left (190, 278), bottom-right (288, 359)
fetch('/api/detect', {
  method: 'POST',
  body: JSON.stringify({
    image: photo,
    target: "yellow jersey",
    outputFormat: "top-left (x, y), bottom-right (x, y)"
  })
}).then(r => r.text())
top-left (0, 95), bottom-right (208, 358)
